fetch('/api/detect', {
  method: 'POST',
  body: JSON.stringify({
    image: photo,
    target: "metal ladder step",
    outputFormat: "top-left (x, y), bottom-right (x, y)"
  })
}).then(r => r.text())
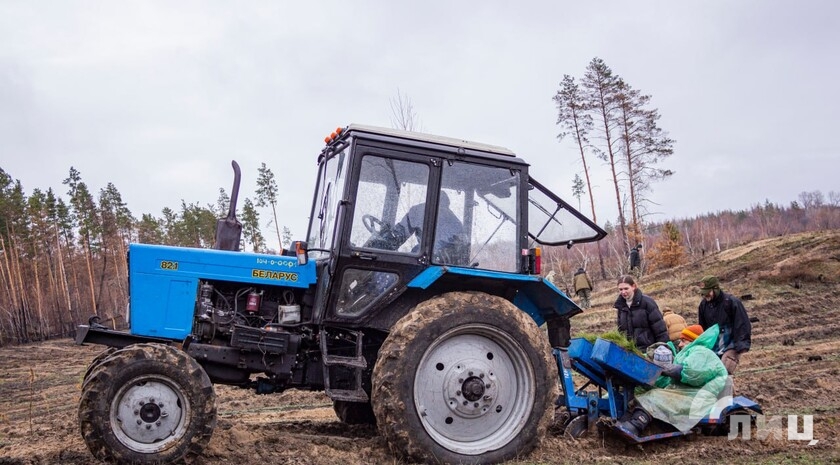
top-left (320, 328), bottom-right (369, 403)
top-left (322, 354), bottom-right (367, 368)
top-left (328, 388), bottom-right (369, 402)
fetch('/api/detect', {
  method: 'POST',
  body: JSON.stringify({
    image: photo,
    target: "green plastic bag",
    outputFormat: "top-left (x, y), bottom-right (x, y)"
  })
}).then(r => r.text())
top-left (635, 324), bottom-right (729, 432)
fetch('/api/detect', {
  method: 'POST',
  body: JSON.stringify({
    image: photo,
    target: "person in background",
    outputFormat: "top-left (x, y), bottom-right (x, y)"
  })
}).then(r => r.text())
top-left (629, 244), bottom-right (642, 277)
top-left (614, 275), bottom-right (669, 351)
top-left (697, 276), bottom-right (752, 375)
top-left (662, 307), bottom-right (688, 344)
top-left (572, 267), bottom-right (593, 309)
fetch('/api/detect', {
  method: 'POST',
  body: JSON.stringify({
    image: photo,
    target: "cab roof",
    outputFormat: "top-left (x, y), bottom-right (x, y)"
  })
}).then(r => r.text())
top-left (340, 124), bottom-right (519, 159)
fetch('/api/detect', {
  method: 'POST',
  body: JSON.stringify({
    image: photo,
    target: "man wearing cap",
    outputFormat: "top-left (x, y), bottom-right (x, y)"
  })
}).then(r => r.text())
top-left (697, 276), bottom-right (752, 374)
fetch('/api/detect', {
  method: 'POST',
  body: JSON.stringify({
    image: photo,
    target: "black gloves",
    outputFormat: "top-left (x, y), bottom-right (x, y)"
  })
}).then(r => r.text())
top-left (654, 361), bottom-right (683, 380)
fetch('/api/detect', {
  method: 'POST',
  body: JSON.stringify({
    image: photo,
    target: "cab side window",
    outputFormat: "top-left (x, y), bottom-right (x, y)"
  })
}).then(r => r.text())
top-left (350, 155), bottom-right (429, 254)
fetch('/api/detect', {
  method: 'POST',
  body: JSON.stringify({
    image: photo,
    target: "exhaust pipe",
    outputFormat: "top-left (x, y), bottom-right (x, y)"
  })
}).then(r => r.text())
top-left (213, 160), bottom-right (243, 251)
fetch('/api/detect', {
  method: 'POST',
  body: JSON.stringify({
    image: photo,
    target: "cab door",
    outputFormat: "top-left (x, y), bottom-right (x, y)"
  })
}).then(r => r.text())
top-left (325, 145), bottom-right (439, 325)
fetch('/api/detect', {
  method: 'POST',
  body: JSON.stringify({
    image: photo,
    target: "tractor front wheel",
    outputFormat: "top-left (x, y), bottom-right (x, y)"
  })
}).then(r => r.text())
top-left (372, 291), bottom-right (557, 464)
top-left (78, 343), bottom-right (216, 464)
top-left (81, 347), bottom-right (117, 388)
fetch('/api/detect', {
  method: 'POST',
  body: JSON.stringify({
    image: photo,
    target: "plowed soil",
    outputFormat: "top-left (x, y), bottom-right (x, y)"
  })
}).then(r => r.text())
top-left (1, 231), bottom-right (839, 465)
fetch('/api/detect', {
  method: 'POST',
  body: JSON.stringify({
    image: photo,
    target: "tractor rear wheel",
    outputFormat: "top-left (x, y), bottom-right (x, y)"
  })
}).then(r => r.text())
top-left (372, 291), bottom-right (557, 464)
top-left (78, 343), bottom-right (216, 465)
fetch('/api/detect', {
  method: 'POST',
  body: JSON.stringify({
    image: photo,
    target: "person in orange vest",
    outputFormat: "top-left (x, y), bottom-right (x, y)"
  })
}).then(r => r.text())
top-left (662, 307), bottom-right (688, 344)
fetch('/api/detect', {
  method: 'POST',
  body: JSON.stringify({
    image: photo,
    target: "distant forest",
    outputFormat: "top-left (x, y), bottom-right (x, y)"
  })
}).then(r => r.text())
top-left (1, 165), bottom-right (838, 346)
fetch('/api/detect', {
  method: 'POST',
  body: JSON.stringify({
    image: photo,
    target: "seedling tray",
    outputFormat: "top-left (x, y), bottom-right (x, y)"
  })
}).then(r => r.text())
top-left (590, 338), bottom-right (662, 387)
top-left (567, 338), bottom-right (607, 380)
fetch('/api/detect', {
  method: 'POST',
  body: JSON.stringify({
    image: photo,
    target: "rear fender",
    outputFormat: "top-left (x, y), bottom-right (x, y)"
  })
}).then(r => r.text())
top-left (406, 266), bottom-right (581, 325)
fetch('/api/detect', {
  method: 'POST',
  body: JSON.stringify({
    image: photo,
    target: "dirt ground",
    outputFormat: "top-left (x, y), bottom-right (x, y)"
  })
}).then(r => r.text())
top-left (1, 231), bottom-right (840, 465)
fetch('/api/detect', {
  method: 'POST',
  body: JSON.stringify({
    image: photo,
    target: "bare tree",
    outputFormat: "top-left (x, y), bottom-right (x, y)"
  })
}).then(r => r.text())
top-left (390, 89), bottom-right (421, 131)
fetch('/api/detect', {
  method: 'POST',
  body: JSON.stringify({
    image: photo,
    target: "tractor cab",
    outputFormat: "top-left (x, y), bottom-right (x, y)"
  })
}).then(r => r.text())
top-left (306, 125), bottom-right (605, 329)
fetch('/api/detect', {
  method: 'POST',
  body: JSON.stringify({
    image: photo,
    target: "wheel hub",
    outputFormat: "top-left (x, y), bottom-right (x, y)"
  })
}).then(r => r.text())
top-left (441, 361), bottom-right (499, 418)
top-left (112, 379), bottom-right (185, 449)
top-left (139, 402), bottom-right (162, 423)
top-left (461, 376), bottom-right (485, 402)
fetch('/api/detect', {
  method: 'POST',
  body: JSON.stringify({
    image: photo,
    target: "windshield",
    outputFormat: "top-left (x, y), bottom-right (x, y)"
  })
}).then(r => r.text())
top-left (306, 147), bottom-right (348, 258)
top-left (527, 177), bottom-right (606, 246)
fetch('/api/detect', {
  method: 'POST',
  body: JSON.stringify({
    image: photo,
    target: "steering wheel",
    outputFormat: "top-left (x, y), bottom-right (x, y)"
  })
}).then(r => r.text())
top-left (362, 214), bottom-right (386, 234)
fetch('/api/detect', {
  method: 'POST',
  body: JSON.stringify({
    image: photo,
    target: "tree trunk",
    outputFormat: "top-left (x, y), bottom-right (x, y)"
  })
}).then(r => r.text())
top-left (83, 237), bottom-right (98, 316)
top-left (30, 242), bottom-right (45, 340)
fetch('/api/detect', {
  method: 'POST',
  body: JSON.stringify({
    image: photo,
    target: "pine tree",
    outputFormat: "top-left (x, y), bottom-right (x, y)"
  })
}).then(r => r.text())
top-left (63, 167), bottom-right (100, 316)
top-left (137, 213), bottom-right (164, 244)
top-left (581, 58), bottom-right (629, 250)
top-left (241, 198), bottom-right (265, 252)
top-left (281, 226), bottom-right (292, 250)
top-left (98, 183), bottom-right (133, 324)
top-left (255, 163), bottom-right (283, 251)
top-left (615, 78), bottom-right (674, 246)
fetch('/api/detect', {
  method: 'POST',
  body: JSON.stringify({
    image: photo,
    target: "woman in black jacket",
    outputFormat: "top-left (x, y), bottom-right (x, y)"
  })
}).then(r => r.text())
top-left (614, 275), bottom-right (669, 351)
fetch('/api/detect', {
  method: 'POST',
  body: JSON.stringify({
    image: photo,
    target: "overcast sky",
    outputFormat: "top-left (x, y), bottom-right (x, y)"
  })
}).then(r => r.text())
top-left (2, 1), bottom-right (837, 249)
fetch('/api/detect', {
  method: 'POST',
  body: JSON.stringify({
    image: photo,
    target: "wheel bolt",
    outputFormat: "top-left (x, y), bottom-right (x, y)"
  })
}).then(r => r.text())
top-left (474, 402), bottom-right (479, 407)
top-left (136, 420), bottom-right (142, 425)
top-left (458, 378), bottom-right (464, 383)
top-left (485, 384), bottom-right (491, 388)
top-left (456, 390), bottom-right (461, 396)
top-left (469, 371), bottom-right (474, 376)
top-left (134, 410), bottom-right (139, 415)
top-left (479, 373), bottom-right (484, 378)
top-left (146, 424), bottom-right (151, 430)
top-left (156, 421), bottom-right (161, 426)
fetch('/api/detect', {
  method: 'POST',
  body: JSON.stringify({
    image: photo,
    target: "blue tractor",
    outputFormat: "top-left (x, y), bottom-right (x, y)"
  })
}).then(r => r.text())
top-left (76, 124), bottom-right (606, 465)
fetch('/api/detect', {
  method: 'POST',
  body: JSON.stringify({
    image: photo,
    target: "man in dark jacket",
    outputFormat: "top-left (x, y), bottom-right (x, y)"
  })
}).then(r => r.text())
top-left (697, 276), bottom-right (751, 375)
top-left (614, 276), bottom-right (669, 351)
top-left (629, 245), bottom-right (642, 277)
